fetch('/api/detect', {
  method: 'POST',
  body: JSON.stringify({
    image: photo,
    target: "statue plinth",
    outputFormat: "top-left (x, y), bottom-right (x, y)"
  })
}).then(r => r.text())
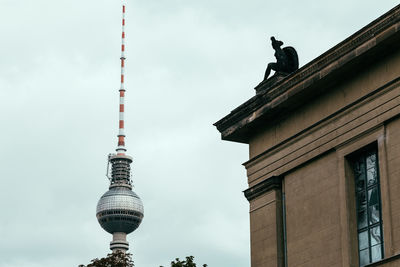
top-left (255, 72), bottom-right (288, 94)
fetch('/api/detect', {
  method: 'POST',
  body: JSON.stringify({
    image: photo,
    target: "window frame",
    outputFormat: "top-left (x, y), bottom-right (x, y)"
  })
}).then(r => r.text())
top-left (349, 144), bottom-right (384, 266)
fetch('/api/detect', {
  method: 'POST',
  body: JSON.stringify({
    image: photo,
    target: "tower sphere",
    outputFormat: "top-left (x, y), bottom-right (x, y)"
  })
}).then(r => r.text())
top-left (96, 186), bottom-right (144, 234)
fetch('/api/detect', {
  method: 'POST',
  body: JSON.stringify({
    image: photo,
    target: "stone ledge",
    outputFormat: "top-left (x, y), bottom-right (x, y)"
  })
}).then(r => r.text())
top-left (244, 176), bottom-right (282, 201)
top-left (365, 253), bottom-right (400, 266)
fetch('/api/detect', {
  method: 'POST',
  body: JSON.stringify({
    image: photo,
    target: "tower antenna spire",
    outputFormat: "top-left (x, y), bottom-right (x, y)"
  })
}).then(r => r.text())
top-left (97, 1), bottom-right (144, 254)
top-left (117, 2), bottom-right (127, 155)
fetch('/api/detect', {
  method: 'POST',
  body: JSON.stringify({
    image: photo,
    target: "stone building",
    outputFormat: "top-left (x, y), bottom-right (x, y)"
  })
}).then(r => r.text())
top-left (215, 5), bottom-right (400, 267)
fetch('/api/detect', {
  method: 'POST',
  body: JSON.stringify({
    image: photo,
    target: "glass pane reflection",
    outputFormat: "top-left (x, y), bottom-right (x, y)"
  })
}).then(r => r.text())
top-left (368, 188), bottom-right (379, 206)
top-left (359, 230), bottom-right (369, 250)
top-left (369, 205), bottom-right (380, 225)
top-left (371, 245), bottom-right (382, 263)
top-left (370, 226), bottom-right (381, 246)
top-left (367, 168), bottom-right (377, 185)
top-left (359, 248), bottom-right (370, 266)
top-left (366, 154), bottom-right (376, 169)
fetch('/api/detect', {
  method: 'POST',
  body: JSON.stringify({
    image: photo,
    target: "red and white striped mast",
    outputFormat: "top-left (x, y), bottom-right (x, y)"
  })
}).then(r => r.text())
top-left (96, 1), bottom-right (144, 254)
top-left (117, 2), bottom-right (127, 155)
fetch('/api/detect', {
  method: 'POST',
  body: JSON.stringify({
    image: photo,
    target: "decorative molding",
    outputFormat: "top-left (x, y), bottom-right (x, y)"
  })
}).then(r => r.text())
top-left (244, 176), bottom-right (282, 201)
top-left (244, 77), bottom-right (400, 169)
top-left (255, 72), bottom-right (287, 94)
top-left (245, 79), bottom-right (400, 186)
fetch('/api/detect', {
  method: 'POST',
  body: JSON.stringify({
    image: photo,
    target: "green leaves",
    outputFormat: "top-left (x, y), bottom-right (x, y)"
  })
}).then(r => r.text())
top-left (81, 253), bottom-right (207, 267)
top-left (79, 251), bottom-right (134, 267)
top-left (160, 256), bottom-right (207, 267)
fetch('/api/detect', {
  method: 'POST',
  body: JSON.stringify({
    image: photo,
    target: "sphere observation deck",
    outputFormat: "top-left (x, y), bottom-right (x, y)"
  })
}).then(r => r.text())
top-left (97, 186), bottom-right (144, 234)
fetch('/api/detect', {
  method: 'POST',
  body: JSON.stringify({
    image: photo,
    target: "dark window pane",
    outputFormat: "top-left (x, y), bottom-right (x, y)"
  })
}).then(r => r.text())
top-left (359, 248), bottom-right (370, 266)
top-left (367, 168), bottom-right (377, 186)
top-left (368, 187), bottom-right (379, 206)
top-left (357, 191), bottom-right (367, 211)
top-left (370, 226), bottom-right (382, 246)
top-left (369, 205), bottom-right (380, 225)
top-left (354, 160), bottom-right (366, 191)
top-left (354, 159), bottom-right (365, 173)
top-left (357, 177), bottom-right (365, 192)
top-left (359, 230), bottom-right (369, 250)
top-left (371, 244), bottom-right (382, 263)
top-left (358, 210), bottom-right (367, 229)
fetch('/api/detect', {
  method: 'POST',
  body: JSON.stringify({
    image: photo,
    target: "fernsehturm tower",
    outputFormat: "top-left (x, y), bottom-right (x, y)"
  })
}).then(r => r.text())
top-left (96, 1), bottom-right (144, 253)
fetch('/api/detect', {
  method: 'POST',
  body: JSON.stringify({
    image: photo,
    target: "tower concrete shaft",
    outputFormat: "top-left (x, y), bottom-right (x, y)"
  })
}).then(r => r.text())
top-left (111, 232), bottom-right (129, 253)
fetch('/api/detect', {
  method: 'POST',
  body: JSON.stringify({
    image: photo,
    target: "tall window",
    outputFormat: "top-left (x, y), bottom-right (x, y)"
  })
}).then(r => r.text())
top-left (351, 147), bottom-right (383, 266)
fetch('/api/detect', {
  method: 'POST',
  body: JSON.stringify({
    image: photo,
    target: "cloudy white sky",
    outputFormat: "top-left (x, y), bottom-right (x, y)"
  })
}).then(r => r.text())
top-left (0, 1), bottom-right (399, 266)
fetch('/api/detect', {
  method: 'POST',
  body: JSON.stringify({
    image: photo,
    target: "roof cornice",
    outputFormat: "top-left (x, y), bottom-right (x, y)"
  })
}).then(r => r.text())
top-left (214, 5), bottom-right (400, 143)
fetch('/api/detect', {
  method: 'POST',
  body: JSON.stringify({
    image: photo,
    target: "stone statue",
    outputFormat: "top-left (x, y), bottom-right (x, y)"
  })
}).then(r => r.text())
top-left (264, 36), bottom-right (299, 80)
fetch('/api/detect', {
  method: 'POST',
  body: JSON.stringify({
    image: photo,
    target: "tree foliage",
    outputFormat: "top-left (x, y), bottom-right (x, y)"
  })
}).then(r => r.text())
top-left (80, 252), bottom-right (207, 267)
top-left (160, 256), bottom-right (207, 267)
top-left (79, 251), bottom-right (134, 267)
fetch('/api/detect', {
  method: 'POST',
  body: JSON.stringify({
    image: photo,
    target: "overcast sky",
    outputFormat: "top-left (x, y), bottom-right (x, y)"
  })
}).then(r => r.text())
top-left (0, 1), bottom-right (399, 267)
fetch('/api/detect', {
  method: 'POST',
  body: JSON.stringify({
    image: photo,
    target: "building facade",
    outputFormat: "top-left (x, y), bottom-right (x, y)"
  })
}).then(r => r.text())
top-left (215, 5), bottom-right (400, 267)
